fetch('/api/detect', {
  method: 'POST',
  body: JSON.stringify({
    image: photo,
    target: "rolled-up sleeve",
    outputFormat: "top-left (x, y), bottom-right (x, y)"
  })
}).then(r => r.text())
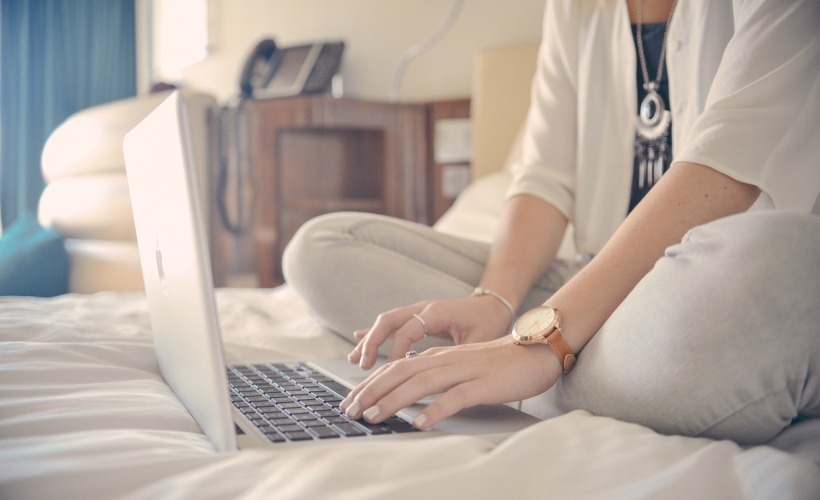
top-left (675, 0), bottom-right (820, 212)
top-left (505, 0), bottom-right (579, 222)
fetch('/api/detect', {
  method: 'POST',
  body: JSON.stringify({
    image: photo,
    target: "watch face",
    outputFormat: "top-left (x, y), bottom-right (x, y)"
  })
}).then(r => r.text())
top-left (514, 306), bottom-right (556, 341)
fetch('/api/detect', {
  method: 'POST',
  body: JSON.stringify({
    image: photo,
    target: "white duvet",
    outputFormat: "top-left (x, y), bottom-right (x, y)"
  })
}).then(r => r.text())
top-left (1, 287), bottom-right (819, 500)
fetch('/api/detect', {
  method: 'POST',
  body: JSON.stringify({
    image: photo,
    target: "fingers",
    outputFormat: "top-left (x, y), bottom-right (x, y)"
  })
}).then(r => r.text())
top-left (410, 380), bottom-right (484, 429)
top-left (342, 353), bottom-right (473, 422)
top-left (362, 367), bottom-right (476, 427)
top-left (387, 333), bottom-right (415, 363)
top-left (348, 302), bottom-right (433, 370)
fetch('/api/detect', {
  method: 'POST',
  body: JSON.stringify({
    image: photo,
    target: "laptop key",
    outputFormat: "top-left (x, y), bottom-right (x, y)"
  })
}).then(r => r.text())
top-left (323, 416), bottom-right (349, 424)
top-left (269, 417), bottom-right (295, 426)
top-left (266, 432), bottom-right (286, 443)
top-left (301, 419), bottom-right (329, 427)
top-left (318, 381), bottom-right (352, 397)
top-left (278, 424), bottom-right (304, 433)
top-left (353, 420), bottom-right (393, 435)
top-left (384, 417), bottom-right (417, 433)
top-left (258, 424), bottom-right (277, 433)
top-left (331, 423), bottom-right (366, 437)
top-left (308, 426), bottom-right (340, 439)
top-left (284, 431), bottom-right (314, 441)
top-left (315, 410), bottom-right (339, 418)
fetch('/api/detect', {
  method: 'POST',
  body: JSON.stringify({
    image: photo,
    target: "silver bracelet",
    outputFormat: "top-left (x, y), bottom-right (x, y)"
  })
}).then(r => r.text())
top-left (470, 286), bottom-right (516, 334)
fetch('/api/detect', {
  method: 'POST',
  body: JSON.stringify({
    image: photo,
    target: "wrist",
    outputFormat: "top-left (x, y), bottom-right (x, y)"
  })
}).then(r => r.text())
top-left (512, 305), bottom-right (577, 374)
top-left (470, 287), bottom-right (516, 334)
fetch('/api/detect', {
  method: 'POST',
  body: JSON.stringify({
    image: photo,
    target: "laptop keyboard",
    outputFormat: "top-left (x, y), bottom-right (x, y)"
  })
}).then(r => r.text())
top-left (228, 362), bottom-right (419, 443)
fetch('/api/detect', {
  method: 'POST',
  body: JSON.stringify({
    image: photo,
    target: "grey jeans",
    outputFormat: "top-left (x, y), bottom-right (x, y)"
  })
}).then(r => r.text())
top-left (283, 210), bottom-right (820, 445)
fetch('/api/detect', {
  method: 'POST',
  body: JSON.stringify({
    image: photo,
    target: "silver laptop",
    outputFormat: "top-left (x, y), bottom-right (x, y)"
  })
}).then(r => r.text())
top-left (123, 91), bottom-right (538, 452)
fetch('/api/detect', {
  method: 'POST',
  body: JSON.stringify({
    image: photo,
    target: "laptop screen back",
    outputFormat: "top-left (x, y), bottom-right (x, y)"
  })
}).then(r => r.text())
top-left (123, 91), bottom-right (236, 452)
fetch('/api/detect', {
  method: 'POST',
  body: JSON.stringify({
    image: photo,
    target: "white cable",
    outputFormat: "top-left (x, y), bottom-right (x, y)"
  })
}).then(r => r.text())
top-left (388, 0), bottom-right (465, 103)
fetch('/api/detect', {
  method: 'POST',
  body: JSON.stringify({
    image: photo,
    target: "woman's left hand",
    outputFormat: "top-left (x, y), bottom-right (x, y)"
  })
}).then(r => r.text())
top-left (339, 335), bottom-right (563, 429)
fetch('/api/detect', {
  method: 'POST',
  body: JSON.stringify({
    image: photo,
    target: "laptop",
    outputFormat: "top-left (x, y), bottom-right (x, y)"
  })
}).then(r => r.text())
top-left (123, 91), bottom-right (539, 452)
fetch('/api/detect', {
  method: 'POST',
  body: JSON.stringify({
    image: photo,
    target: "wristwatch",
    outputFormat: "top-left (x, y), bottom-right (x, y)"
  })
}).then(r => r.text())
top-left (512, 306), bottom-right (576, 374)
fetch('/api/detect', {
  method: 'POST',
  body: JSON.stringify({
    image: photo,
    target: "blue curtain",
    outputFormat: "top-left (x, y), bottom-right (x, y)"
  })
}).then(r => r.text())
top-left (0, 0), bottom-right (136, 229)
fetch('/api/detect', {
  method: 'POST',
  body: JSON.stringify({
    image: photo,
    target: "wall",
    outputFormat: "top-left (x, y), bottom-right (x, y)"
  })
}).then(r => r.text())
top-left (170, 0), bottom-right (545, 104)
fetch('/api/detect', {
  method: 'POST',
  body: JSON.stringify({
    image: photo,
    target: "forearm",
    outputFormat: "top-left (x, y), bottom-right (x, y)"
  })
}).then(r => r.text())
top-left (479, 194), bottom-right (568, 311)
top-left (547, 162), bottom-right (761, 354)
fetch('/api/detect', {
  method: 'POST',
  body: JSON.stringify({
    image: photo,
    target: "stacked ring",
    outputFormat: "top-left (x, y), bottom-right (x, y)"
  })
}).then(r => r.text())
top-left (412, 314), bottom-right (428, 338)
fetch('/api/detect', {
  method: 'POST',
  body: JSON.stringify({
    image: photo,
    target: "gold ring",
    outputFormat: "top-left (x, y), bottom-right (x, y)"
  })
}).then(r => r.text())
top-left (412, 314), bottom-right (428, 338)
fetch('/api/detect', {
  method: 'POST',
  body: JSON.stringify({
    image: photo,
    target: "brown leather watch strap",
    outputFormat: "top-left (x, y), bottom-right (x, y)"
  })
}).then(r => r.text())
top-left (546, 329), bottom-right (576, 374)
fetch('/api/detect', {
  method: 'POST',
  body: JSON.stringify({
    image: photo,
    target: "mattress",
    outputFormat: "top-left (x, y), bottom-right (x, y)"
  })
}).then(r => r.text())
top-left (4, 171), bottom-right (820, 499)
top-left (1, 285), bottom-right (819, 500)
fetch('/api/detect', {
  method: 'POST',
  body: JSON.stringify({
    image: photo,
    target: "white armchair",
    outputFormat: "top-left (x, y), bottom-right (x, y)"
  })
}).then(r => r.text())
top-left (38, 89), bottom-right (217, 293)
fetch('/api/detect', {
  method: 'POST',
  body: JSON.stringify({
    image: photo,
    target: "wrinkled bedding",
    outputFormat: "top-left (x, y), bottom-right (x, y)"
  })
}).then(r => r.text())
top-left (1, 287), bottom-right (819, 500)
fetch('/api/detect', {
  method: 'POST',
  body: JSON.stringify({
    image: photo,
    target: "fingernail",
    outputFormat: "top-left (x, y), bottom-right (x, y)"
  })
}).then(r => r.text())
top-left (346, 401), bottom-right (361, 419)
top-left (359, 355), bottom-right (368, 369)
top-left (363, 405), bottom-right (380, 422)
top-left (347, 353), bottom-right (355, 363)
top-left (413, 413), bottom-right (428, 429)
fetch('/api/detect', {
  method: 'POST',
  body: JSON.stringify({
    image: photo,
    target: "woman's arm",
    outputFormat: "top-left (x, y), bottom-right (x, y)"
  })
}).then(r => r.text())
top-left (479, 194), bottom-right (568, 313)
top-left (348, 194), bottom-right (567, 368)
top-left (548, 161), bottom-right (760, 353)
top-left (341, 161), bottom-right (761, 427)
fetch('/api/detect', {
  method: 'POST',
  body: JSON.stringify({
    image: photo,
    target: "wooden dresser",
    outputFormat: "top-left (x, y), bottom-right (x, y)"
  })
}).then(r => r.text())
top-left (211, 96), bottom-right (469, 288)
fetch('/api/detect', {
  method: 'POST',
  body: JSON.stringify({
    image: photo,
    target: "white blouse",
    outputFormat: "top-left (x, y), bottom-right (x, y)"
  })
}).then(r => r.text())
top-left (506, 0), bottom-right (820, 255)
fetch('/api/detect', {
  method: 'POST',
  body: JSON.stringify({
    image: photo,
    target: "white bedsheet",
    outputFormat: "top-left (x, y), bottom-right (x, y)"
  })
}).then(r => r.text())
top-left (1, 287), bottom-right (819, 500)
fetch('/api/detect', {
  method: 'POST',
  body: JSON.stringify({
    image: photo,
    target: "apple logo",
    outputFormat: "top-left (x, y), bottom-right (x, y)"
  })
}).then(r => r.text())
top-left (156, 241), bottom-right (168, 296)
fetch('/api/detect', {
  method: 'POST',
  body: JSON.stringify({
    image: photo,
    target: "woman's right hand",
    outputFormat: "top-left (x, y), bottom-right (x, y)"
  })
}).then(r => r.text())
top-left (348, 294), bottom-right (514, 370)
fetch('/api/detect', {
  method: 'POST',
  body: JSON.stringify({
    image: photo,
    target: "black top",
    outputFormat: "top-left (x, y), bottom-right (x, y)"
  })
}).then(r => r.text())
top-left (628, 22), bottom-right (673, 214)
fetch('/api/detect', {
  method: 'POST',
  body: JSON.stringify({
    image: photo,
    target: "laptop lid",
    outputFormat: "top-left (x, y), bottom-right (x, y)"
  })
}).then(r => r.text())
top-left (124, 91), bottom-right (237, 452)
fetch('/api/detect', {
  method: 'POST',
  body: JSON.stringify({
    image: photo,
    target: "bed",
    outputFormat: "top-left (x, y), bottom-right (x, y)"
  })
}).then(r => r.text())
top-left (3, 168), bottom-right (820, 500)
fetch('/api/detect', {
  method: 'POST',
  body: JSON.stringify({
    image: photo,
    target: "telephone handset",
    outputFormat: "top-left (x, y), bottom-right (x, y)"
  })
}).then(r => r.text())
top-left (219, 38), bottom-right (345, 237)
top-left (239, 39), bottom-right (278, 99)
top-left (238, 38), bottom-right (345, 100)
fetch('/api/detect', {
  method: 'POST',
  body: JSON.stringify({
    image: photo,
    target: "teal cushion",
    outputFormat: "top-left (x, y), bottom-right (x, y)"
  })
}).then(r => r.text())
top-left (0, 212), bottom-right (68, 297)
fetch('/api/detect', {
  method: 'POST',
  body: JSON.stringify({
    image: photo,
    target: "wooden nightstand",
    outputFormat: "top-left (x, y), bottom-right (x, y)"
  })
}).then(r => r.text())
top-left (210, 96), bottom-right (470, 288)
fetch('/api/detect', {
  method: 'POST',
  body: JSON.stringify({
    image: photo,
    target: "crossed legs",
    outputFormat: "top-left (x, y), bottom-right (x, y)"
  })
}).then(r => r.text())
top-left (285, 210), bottom-right (820, 445)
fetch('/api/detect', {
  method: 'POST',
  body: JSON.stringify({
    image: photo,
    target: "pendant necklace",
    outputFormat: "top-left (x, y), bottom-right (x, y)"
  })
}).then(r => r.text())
top-left (635, 0), bottom-right (678, 189)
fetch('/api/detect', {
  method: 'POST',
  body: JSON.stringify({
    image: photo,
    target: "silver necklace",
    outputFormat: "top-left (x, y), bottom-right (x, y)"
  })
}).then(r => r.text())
top-left (635, 0), bottom-right (678, 189)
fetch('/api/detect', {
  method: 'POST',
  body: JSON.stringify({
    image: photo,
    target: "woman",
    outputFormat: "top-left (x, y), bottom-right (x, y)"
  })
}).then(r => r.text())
top-left (284, 0), bottom-right (820, 445)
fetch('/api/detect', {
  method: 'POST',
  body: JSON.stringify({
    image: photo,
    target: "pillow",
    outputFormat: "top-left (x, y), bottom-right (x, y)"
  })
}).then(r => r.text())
top-left (0, 212), bottom-right (68, 297)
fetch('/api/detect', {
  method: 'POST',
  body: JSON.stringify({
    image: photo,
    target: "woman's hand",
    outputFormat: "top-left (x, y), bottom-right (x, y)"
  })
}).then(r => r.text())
top-left (348, 295), bottom-right (513, 370)
top-left (340, 336), bottom-right (563, 429)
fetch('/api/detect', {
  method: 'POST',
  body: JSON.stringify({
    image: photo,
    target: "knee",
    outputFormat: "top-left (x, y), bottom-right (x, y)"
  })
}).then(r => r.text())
top-left (667, 210), bottom-right (820, 304)
top-left (677, 210), bottom-right (820, 270)
top-left (282, 212), bottom-right (361, 293)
